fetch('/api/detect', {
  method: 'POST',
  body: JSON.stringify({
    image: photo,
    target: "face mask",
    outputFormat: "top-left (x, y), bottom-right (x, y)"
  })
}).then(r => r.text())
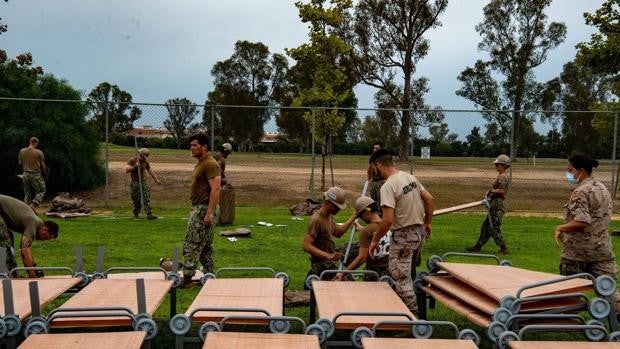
top-left (565, 172), bottom-right (579, 185)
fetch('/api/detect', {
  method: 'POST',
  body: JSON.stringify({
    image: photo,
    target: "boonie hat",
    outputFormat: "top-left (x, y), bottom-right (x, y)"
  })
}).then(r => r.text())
top-left (222, 143), bottom-right (232, 152)
top-left (354, 196), bottom-right (375, 217)
top-left (139, 148), bottom-right (150, 156)
top-left (324, 186), bottom-right (346, 209)
top-left (493, 154), bottom-right (510, 166)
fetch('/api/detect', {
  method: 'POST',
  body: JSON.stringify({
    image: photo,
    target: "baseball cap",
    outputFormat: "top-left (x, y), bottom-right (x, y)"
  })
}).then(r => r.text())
top-left (354, 196), bottom-right (375, 217)
top-left (324, 186), bottom-right (346, 209)
top-left (222, 143), bottom-right (232, 152)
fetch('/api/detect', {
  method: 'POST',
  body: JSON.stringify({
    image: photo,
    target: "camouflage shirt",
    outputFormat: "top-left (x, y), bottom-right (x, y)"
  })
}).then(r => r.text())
top-left (562, 177), bottom-right (615, 262)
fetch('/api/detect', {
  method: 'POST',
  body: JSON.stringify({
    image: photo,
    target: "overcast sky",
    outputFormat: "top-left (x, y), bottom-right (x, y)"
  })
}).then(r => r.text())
top-left (1, 0), bottom-right (604, 133)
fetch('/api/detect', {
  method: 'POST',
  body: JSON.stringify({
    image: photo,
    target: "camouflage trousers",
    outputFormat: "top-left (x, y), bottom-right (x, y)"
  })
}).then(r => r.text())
top-left (182, 204), bottom-right (215, 278)
top-left (369, 180), bottom-right (385, 217)
top-left (130, 181), bottom-right (152, 215)
top-left (364, 264), bottom-right (389, 281)
top-left (560, 258), bottom-right (620, 311)
top-left (389, 225), bottom-right (425, 315)
top-left (22, 172), bottom-right (46, 206)
top-left (0, 217), bottom-right (17, 272)
top-left (304, 260), bottom-right (340, 290)
top-left (476, 198), bottom-right (506, 248)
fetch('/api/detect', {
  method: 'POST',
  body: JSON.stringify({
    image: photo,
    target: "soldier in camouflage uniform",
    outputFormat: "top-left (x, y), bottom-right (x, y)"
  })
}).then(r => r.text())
top-left (368, 149), bottom-right (434, 316)
top-left (467, 154), bottom-right (510, 254)
top-left (125, 148), bottom-right (161, 220)
top-left (367, 143), bottom-right (385, 217)
top-left (18, 137), bottom-right (47, 209)
top-left (555, 154), bottom-right (619, 308)
top-left (302, 187), bottom-right (356, 289)
top-left (182, 134), bottom-right (221, 287)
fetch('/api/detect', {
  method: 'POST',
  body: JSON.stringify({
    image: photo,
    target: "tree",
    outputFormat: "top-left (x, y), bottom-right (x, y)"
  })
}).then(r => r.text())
top-left (542, 60), bottom-right (613, 154)
top-left (87, 82), bottom-right (142, 139)
top-left (577, 0), bottom-right (619, 96)
top-left (164, 97), bottom-right (199, 149)
top-left (205, 40), bottom-right (289, 151)
top-left (0, 53), bottom-right (104, 197)
top-left (456, 0), bottom-right (566, 160)
top-left (286, 0), bottom-right (358, 190)
top-left (466, 126), bottom-right (485, 156)
top-left (347, 0), bottom-right (449, 159)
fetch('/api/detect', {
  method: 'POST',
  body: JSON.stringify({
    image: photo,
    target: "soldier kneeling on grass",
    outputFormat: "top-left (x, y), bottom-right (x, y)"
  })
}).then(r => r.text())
top-left (302, 187), bottom-right (356, 289)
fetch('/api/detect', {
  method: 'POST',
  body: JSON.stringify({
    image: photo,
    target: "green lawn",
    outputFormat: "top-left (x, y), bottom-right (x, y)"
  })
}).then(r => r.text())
top-left (31, 206), bottom-right (620, 348)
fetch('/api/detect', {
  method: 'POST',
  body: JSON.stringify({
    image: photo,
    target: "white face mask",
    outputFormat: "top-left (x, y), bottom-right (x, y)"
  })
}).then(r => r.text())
top-left (565, 171), bottom-right (579, 185)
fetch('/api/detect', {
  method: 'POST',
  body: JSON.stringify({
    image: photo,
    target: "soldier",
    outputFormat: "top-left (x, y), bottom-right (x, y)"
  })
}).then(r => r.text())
top-left (182, 134), bottom-right (221, 287)
top-left (215, 143), bottom-right (235, 225)
top-left (302, 186), bottom-right (356, 287)
top-left (367, 143), bottom-right (384, 217)
top-left (125, 148), bottom-right (161, 220)
top-left (335, 196), bottom-right (389, 281)
top-left (368, 149), bottom-right (434, 316)
top-left (554, 154), bottom-right (619, 309)
top-left (18, 137), bottom-right (47, 210)
top-left (214, 143), bottom-right (232, 186)
top-left (0, 194), bottom-right (58, 277)
top-left (467, 154), bottom-right (510, 254)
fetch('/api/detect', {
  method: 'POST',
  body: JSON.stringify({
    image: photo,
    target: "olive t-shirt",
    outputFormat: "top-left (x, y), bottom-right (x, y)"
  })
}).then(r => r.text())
top-left (190, 156), bottom-right (220, 205)
top-left (306, 211), bottom-right (336, 263)
top-left (19, 147), bottom-right (45, 173)
top-left (0, 194), bottom-right (41, 248)
top-left (127, 157), bottom-right (150, 182)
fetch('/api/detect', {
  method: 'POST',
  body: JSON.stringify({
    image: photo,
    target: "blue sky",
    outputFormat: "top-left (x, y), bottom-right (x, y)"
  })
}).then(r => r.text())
top-left (0, 0), bottom-right (604, 135)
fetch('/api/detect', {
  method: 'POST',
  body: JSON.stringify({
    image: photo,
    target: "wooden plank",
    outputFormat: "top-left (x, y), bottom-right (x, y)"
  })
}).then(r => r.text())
top-left (18, 331), bottom-right (145, 348)
top-left (187, 278), bottom-right (283, 324)
top-left (422, 286), bottom-right (490, 328)
top-left (203, 331), bottom-right (320, 349)
top-left (0, 278), bottom-right (80, 320)
top-left (313, 281), bottom-right (415, 330)
top-left (424, 275), bottom-right (586, 315)
top-left (50, 279), bottom-right (172, 328)
top-left (437, 262), bottom-right (592, 300)
top-left (508, 341), bottom-right (620, 349)
top-left (361, 337), bottom-right (479, 349)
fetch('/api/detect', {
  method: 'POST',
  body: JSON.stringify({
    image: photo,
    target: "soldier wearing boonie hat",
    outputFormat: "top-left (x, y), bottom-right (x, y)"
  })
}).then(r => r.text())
top-left (302, 186), bottom-right (356, 288)
top-left (467, 154), bottom-right (510, 254)
top-left (335, 196), bottom-right (390, 281)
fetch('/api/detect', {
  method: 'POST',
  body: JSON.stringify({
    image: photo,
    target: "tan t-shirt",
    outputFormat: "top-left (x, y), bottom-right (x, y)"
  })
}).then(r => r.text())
top-left (358, 222), bottom-right (389, 268)
top-left (306, 211), bottom-right (336, 263)
top-left (19, 147), bottom-right (45, 173)
top-left (380, 171), bottom-right (426, 229)
top-left (190, 155), bottom-right (220, 205)
top-left (562, 178), bottom-right (615, 262)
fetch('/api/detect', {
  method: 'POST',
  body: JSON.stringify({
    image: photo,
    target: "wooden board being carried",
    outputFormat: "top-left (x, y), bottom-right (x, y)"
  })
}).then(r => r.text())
top-left (361, 337), bottom-right (479, 349)
top-left (49, 278), bottom-right (172, 328)
top-left (0, 278), bottom-right (80, 320)
top-left (17, 331), bottom-right (145, 349)
top-left (312, 281), bottom-right (415, 330)
top-left (437, 262), bottom-right (592, 300)
top-left (202, 331), bottom-right (320, 349)
top-left (187, 278), bottom-right (283, 324)
top-left (508, 341), bottom-right (620, 349)
top-left (423, 274), bottom-right (586, 315)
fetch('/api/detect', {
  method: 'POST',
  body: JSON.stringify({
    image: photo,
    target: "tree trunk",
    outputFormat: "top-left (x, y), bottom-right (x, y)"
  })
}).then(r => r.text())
top-left (321, 144), bottom-right (326, 191)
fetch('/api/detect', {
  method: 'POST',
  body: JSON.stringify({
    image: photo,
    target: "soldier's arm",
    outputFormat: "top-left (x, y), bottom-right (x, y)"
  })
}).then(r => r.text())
top-left (125, 159), bottom-right (136, 173)
top-left (20, 236), bottom-right (37, 278)
top-left (334, 212), bottom-right (356, 237)
top-left (40, 154), bottom-right (47, 176)
top-left (421, 190), bottom-right (434, 238)
top-left (204, 175), bottom-right (221, 225)
top-left (147, 167), bottom-right (161, 184)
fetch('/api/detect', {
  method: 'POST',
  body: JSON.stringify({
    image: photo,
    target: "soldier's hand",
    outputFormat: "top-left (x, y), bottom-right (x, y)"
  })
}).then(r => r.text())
top-left (326, 252), bottom-right (342, 261)
top-left (424, 224), bottom-right (432, 240)
top-left (368, 240), bottom-right (378, 259)
top-left (204, 213), bottom-right (214, 226)
top-left (554, 230), bottom-right (564, 248)
top-left (35, 269), bottom-right (45, 278)
top-left (353, 222), bottom-right (362, 232)
top-left (334, 273), bottom-right (345, 281)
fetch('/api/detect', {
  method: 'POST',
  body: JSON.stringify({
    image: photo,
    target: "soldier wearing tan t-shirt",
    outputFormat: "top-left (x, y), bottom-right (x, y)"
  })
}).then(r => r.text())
top-left (182, 134), bottom-right (221, 287)
top-left (368, 149), bottom-right (434, 316)
top-left (18, 137), bottom-right (47, 209)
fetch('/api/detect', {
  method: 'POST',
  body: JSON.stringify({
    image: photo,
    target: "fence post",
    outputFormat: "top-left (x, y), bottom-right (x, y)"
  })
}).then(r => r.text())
top-left (613, 111), bottom-right (618, 199)
top-left (210, 105), bottom-right (215, 152)
top-left (104, 100), bottom-right (110, 206)
top-left (309, 108), bottom-right (316, 199)
top-left (409, 109), bottom-right (414, 174)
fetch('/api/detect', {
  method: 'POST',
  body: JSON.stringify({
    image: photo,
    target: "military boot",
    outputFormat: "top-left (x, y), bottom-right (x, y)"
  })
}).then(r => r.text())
top-left (497, 246), bottom-right (510, 255)
top-left (465, 243), bottom-right (482, 253)
top-left (147, 214), bottom-right (158, 220)
top-left (181, 275), bottom-right (196, 288)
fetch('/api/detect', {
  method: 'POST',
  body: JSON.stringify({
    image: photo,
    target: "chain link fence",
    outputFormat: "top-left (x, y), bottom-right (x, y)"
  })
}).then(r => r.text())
top-left (2, 98), bottom-right (618, 215)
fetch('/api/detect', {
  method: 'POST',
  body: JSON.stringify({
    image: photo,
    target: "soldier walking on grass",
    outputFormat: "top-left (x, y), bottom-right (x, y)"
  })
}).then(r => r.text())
top-left (182, 134), bottom-right (221, 287)
top-left (467, 154), bottom-right (510, 254)
top-left (125, 148), bottom-right (161, 220)
top-left (368, 149), bottom-right (434, 316)
top-left (18, 137), bottom-right (47, 210)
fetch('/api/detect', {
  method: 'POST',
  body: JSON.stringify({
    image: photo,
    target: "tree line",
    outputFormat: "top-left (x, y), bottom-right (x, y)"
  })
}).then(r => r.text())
top-left (0, 0), bottom-right (618, 196)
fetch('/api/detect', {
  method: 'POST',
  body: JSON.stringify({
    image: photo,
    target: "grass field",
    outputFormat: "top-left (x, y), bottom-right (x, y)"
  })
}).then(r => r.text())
top-left (32, 205), bottom-right (620, 348)
top-left (20, 145), bottom-right (620, 347)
